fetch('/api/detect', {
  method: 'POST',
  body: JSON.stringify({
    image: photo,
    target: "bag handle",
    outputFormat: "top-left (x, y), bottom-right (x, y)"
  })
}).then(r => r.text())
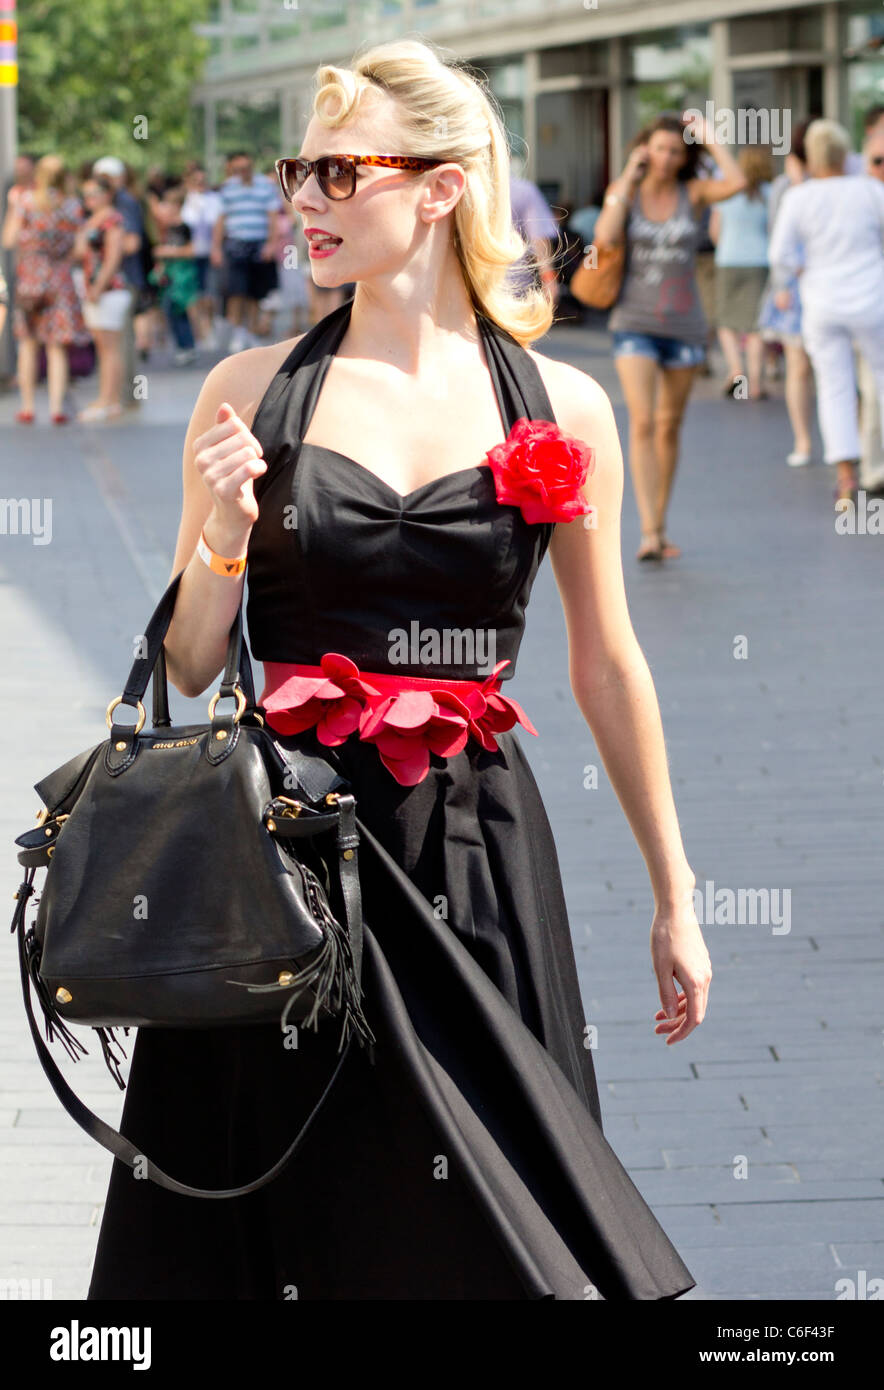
top-left (13, 897), bottom-right (354, 1199)
top-left (11, 750), bottom-right (371, 1200)
top-left (110, 569), bottom-right (259, 734)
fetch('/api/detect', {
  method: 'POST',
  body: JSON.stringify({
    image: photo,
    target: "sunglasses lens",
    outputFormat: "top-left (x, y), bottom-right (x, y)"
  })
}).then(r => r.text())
top-left (319, 157), bottom-right (355, 198)
top-left (277, 161), bottom-right (302, 200)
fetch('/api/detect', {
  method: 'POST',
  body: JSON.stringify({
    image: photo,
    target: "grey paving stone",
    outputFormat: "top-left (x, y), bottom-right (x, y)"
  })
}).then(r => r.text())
top-left (676, 1243), bottom-right (840, 1295)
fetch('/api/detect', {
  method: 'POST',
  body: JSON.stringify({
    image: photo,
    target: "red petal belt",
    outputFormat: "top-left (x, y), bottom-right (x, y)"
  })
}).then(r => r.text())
top-left (259, 652), bottom-right (538, 787)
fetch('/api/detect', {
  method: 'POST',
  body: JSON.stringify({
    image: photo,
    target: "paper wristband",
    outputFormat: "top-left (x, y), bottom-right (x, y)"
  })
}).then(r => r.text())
top-left (197, 528), bottom-right (247, 577)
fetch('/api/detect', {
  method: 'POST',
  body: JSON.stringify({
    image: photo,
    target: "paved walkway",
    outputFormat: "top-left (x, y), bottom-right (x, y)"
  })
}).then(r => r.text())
top-left (1, 321), bottom-right (882, 1300)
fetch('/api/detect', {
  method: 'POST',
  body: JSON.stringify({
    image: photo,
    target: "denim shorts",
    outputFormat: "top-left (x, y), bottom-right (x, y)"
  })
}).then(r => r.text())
top-left (611, 331), bottom-right (706, 369)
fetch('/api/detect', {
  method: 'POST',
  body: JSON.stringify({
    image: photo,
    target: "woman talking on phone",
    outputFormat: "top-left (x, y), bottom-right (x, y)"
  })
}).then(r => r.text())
top-left (594, 112), bottom-right (746, 562)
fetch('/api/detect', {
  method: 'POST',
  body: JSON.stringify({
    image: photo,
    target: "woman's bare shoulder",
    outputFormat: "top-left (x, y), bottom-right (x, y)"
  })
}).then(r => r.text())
top-left (525, 346), bottom-right (614, 440)
top-left (195, 333), bottom-right (309, 432)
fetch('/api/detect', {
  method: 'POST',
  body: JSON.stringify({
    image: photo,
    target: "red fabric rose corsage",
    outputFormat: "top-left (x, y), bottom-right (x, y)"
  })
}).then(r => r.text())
top-left (356, 658), bottom-right (538, 785)
top-left (260, 652), bottom-right (381, 743)
top-left (262, 654), bottom-right (539, 788)
top-left (458, 659), bottom-right (539, 751)
top-left (358, 688), bottom-right (473, 787)
top-left (484, 417), bottom-right (595, 524)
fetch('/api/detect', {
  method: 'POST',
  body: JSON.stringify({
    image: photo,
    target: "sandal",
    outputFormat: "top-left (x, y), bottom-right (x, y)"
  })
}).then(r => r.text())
top-left (660, 535), bottom-right (681, 559)
top-left (77, 403), bottom-right (123, 423)
top-left (15, 409), bottom-right (35, 424)
top-left (637, 530), bottom-right (663, 562)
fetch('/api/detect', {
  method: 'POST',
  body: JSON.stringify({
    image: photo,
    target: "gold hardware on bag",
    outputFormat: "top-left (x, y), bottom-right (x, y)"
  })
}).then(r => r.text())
top-left (207, 685), bottom-right (247, 723)
top-left (35, 807), bottom-right (50, 827)
top-left (106, 695), bottom-right (146, 735)
top-left (275, 797), bottom-right (303, 817)
top-left (115, 741), bottom-right (126, 751)
top-left (55, 987), bottom-right (72, 1004)
top-left (343, 849), bottom-right (354, 860)
top-left (278, 971), bottom-right (294, 987)
top-left (214, 729), bottom-right (228, 740)
top-left (266, 817), bottom-right (276, 831)
top-left (151, 737), bottom-right (200, 749)
top-left (325, 792), bottom-right (339, 805)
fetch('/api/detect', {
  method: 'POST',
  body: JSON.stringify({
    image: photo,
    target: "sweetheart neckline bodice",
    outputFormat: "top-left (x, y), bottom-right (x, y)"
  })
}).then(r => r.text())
top-left (299, 440), bottom-right (495, 507)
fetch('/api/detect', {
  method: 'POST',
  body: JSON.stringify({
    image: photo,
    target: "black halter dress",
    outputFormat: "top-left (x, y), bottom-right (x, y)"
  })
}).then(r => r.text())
top-left (86, 298), bottom-right (696, 1301)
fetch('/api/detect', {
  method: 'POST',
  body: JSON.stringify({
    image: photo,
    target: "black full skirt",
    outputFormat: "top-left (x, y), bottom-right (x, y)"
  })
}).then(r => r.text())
top-left (86, 728), bottom-right (695, 1301)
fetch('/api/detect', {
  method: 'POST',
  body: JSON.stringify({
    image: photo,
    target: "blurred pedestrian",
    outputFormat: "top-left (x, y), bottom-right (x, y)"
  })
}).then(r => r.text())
top-left (91, 156), bottom-right (147, 407)
top-left (594, 110), bottom-right (747, 561)
top-left (710, 147), bottom-right (774, 401)
top-left (507, 151), bottom-right (561, 304)
top-left (1, 153), bottom-right (86, 424)
top-left (180, 164), bottom-right (223, 348)
top-left (768, 119), bottom-right (884, 503)
top-left (855, 121), bottom-right (884, 495)
top-left (2, 153), bottom-right (35, 210)
top-left (210, 151), bottom-right (281, 352)
top-left (70, 172), bottom-right (131, 421)
top-left (147, 184), bottom-right (201, 364)
top-left (757, 121), bottom-right (814, 467)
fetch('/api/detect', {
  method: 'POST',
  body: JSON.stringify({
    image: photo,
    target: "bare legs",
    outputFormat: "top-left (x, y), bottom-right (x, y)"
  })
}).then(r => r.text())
top-left (79, 328), bottom-right (124, 415)
top-left (45, 342), bottom-right (70, 416)
top-left (717, 327), bottom-right (766, 398)
top-left (783, 340), bottom-right (814, 458)
top-left (16, 334), bottom-right (38, 414)
top-left (615, 353), bottom-right (698, 558)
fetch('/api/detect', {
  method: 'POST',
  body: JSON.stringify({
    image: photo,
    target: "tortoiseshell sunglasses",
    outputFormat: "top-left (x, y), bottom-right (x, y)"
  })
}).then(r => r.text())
top-left (275, 154), bottom-right (445, 202)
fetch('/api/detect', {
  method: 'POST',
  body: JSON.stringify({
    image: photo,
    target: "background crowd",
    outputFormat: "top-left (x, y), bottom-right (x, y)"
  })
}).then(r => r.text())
top-left (3, 106), bottom-right (884, 551)
top-left (0, 150), bottom-right (355, 424)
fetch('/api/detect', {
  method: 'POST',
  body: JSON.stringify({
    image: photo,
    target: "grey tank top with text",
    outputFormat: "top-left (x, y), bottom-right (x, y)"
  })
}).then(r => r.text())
top-left (607, 183), bottom-right (708, 345)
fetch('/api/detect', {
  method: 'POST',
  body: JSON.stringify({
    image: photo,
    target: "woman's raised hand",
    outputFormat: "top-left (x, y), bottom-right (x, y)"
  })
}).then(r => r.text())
top-left (193, 401), bottom-right (267, 537)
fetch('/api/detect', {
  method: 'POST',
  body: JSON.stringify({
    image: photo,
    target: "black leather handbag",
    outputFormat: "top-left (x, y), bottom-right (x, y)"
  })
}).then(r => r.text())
top-left (9, 569), bottom-right (376, 1199)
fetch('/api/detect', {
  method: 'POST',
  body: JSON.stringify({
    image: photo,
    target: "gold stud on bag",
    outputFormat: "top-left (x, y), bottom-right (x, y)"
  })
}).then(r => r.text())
top-left (10, 569), bottom-right (376, 1201)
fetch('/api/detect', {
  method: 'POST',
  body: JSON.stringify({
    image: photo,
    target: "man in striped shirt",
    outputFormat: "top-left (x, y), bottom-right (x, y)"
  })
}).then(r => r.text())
top-left (211, 152), bottom-right (282, 352)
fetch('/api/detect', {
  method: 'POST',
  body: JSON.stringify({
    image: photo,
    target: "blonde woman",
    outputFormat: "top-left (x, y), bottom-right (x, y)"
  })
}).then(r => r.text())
top-left (87, 38), bottom-right (707, 1302)
top-left (0, 154), bottom-right (86, 423)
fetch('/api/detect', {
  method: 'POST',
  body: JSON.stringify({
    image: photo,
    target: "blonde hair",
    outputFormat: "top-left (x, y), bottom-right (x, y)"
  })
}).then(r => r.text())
top-left (804, 119), bottom-right (849, 174)
top-left (309, 37), bottom-right (556, 347)
top-left (32, 154), bottom-right (70, 213)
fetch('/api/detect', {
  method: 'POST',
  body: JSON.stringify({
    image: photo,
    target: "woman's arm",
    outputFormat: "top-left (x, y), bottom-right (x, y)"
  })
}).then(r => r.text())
top-left (685, 114), bottom-right (747, 208)
top-left (547, 371), bottom-right (712, 1042)
top-left (162, 345), bottom-right (298, 698)
top-left (592, 145), bottom-right (649, 249)
top-left (91, 218), bottom-right (125, 294)
top-left (1, 200), bottom-right (22, 250)
top-left (767, 187), bottom-right (804, 290)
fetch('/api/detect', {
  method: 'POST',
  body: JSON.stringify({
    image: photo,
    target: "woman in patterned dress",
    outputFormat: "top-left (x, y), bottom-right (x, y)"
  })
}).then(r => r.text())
top-left (0, 154), bottom-right (86, 424)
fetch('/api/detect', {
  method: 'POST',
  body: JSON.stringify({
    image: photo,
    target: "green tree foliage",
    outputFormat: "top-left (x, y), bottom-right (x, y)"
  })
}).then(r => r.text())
top-left (16, 0), bottom-right (211, 174)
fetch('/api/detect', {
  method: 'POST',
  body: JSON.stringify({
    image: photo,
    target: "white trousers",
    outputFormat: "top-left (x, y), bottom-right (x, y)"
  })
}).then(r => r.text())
top-left (801, 308), bottom-right (884, 464)
top-left (856, 348), bottom-right (884, 489)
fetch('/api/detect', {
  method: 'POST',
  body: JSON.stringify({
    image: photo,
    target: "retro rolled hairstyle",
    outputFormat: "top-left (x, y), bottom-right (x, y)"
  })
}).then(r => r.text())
top-left (309, 37), bottom-right (556, 347)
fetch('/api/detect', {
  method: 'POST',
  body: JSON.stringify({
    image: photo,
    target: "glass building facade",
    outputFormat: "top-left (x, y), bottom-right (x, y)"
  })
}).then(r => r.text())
top-left (192, 1), bottom-right (884, 212)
